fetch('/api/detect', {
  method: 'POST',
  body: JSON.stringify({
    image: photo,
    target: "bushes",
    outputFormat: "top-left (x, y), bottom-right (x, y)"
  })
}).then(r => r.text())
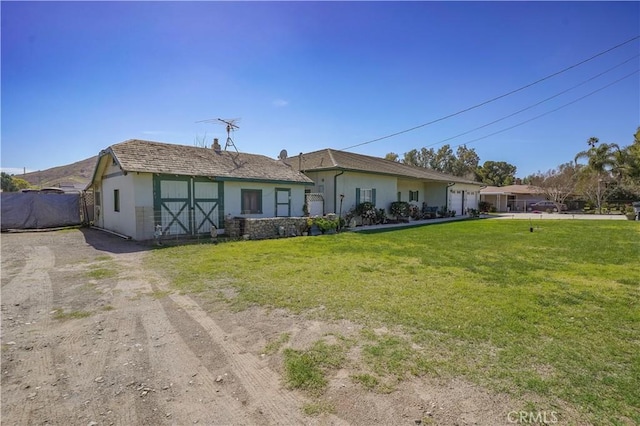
top-left (307, 216), bottom-right (339, 233)
top-left (353, 202), bottom-right (386, 225)
top-left (390, 201), bottom-right (410, 219)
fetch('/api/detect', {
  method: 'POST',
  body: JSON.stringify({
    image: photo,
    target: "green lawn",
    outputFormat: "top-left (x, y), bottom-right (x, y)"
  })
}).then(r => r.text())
top-left (149, 219), bottom-right (640, 424)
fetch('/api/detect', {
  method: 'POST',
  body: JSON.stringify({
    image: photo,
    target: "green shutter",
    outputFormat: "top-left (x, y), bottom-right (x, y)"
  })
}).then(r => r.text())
top-left (355, 188), bottom-right (361, 205)
top-left (397, 191), bottom-right (401, 202)
top-left (416, 190), bottom-right (419, 202)
top-left (372, 188), bottom-right (376, 206)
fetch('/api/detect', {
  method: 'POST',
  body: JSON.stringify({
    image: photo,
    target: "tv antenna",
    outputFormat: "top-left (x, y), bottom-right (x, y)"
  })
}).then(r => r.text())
top-left (196, 117), bottom-right (241, 153)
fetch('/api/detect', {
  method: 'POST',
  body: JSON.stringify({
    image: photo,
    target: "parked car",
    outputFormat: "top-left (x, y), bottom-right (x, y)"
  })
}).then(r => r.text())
top-left (529, 200), bottom-right (567, 212)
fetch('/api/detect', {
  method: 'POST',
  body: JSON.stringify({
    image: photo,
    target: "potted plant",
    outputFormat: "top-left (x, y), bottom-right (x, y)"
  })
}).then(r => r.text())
top-left (624, 205), bottom-right (637, 220)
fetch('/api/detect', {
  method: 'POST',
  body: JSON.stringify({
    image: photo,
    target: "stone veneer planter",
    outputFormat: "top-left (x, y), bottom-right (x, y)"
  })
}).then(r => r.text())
top-left (224, 216), bottom-right (308, 240)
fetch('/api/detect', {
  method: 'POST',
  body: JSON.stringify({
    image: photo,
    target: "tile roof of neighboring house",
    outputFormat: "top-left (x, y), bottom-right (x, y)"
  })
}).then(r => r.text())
top-left (287, 148), bottom-right (481, 185)
top-left (480, 184), bottom-right (542, 195)
top-left (96, 139), bottom-right (313, 184)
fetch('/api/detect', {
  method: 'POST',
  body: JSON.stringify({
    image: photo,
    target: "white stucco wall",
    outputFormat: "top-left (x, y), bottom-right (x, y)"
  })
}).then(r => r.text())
top-left (397, 179), bottom-right (449, 209)
top-left (99, 170), bottom-right (154, 239)
top-left (100, 172), bottom-right (136, 238)
top-left (337, 172), bottom-right (397, 215)
top-left (223, 181), bottom-right (307, 219)
top-left (423, 182), bottom-right (449, 209)
top-left (304, 171), bottom-right (464, 217)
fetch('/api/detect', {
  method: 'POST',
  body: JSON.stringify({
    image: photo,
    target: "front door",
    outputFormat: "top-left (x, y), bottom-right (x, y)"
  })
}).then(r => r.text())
top-left (275, 188), bottom-right (291, 217)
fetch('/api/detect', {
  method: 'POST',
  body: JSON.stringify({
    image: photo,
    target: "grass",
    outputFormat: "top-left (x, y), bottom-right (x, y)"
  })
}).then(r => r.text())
top-left (302, 401), bottom-right (336, 416)
top-left (282, 339), bottom-right (347, 396)
top-left (263, 332), bottom-right (291, 355)
top-left (148, 219), bottom-right (640, 424)
top-left (86, 265), bottom-right (117, 280)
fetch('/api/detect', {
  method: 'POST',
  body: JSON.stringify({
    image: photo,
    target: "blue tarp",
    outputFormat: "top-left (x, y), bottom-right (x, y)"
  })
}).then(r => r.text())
top-left (1, 192), bottom-right (81, 230)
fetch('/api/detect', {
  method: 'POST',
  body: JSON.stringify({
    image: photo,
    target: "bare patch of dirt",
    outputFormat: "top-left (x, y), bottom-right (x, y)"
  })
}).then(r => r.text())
top-left (1, 229), bottom-right (577, 425)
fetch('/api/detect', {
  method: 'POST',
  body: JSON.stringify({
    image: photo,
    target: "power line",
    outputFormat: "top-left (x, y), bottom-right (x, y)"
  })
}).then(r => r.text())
top-left (448, 69), bottom-right (639, 150)
top-left (340, 35), bottom-right (640, 151)
top-left (431, 54), bottom-right (640, 146)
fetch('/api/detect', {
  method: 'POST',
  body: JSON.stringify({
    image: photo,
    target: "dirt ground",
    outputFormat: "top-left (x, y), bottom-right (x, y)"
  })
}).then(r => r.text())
top-left (1, 228), bottom-right (551, 425)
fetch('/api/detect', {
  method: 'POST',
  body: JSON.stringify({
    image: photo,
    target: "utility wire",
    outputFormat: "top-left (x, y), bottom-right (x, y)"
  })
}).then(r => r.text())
top-left (431, 54), bottom-right (640, 146)
top-left (448, 69), bottom-right (639, 150)
top-left (340, 35), bottom-right (640, 151)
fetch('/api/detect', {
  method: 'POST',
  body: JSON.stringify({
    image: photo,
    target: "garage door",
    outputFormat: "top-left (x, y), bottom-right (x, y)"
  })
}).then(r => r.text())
top-left (450, 189), bottom-right (464, 216)
top-left (153, 175), bottom-right (222, 236)
top-left (466, 190), bottom-right (479, 211)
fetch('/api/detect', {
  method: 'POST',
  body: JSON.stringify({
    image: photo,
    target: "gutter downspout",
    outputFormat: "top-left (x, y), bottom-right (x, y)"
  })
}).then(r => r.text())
top-left (445, 182), bottom-right (456, 212)
top-left (334, 170), bottom-right (344, 215)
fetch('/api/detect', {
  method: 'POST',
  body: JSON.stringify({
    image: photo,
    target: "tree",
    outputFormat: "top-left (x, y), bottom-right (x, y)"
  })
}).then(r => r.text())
top-left (384, 152), bottom-right (400, 162)
top-left (400, 144), bottom-right (480, 178)
top-left (576, 170), bottom-right (611, 213)
top-left (574, 137), bottom-right (622, 212)
top-left (528, 162), bottom-right (580, 211)
top-left (423, 145), bottom-right (455, 174)
top-left (402, 149), bottom-right (422, 167)
top-left (1, 172), bottom-right (18, 192)
top-left (574, 137), bottom-right (620, 174)
top-left (618, 127), bottom-right (640, 186)
top-left (452, 145), bottom-right (480, 179)
top-left (475, 161), bottom-right (517, 186)
top-left (12, 177), bottom-right (31, 191)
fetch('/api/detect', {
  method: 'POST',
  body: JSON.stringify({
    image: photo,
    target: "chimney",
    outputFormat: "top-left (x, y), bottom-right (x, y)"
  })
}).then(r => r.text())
top-left (212, 138), bottom-right (221, 153)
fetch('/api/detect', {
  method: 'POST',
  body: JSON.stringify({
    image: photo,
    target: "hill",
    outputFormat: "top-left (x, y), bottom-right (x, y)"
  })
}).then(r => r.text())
top-left (20, 156), bottom-right (98, 190)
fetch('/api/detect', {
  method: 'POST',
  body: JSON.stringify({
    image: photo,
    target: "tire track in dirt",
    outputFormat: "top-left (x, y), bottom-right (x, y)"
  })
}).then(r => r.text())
top-left (1, 245), bottom-right (74, 424)
top-left (139, 298), bottom-right (256, 424)
top-left (168, 293), bottom-right (350, 425)
top-left (104, 254), bottom-right (257, 424)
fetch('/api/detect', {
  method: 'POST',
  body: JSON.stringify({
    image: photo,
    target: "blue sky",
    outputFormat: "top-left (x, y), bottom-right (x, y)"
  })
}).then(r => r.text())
top-left (2, 1), bottom-right (639, 177)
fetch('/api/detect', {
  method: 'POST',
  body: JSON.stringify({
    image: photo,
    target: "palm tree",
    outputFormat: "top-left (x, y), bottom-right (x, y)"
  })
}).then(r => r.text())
top-left (574, 138), bottom-right (621, 214)
top-left (574, 138), bottom-right (620, 174)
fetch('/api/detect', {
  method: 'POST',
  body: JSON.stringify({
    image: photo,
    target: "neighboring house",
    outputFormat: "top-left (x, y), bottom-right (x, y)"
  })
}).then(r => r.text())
top-left (479, 185), bottom-right (545, 212)
top-left (89, 139), bottom-right (313, 240)
top-left (287, 149), bottom-right (483, 217)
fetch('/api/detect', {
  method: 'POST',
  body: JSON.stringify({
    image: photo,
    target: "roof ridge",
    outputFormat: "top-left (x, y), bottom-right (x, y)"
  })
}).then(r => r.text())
top-left (327, 149), bottom-right (338, 167)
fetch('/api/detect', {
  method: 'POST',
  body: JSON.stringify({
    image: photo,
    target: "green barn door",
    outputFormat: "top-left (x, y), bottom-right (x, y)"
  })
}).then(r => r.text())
top-left (154, 176), bottom-right (191, 236)
top-left (193, 179), bottom-right (223, 234)
top-left (154, 176), bottom-right (223, 236)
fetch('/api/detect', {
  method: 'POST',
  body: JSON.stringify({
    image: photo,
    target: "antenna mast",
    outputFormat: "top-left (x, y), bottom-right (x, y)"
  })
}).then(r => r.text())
top-left (195, 117), bottom-right (241, 152)
top-left (218, 118), bottom-right (240, 153)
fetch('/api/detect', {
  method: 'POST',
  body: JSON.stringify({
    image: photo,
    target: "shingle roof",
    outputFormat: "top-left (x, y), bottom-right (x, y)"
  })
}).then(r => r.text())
top-left (288, 149), bottom-right (480, 185)
top-left (101, 139), bottom-right (313, 184)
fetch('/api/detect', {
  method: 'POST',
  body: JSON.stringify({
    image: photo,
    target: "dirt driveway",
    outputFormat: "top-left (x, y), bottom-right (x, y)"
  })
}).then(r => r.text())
top-left (2, 228), bottom-right (531, 425)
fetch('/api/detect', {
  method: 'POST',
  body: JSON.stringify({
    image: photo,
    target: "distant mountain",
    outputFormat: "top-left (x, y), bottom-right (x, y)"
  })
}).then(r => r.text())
top-left (20, 156), bottom-right (98, 190)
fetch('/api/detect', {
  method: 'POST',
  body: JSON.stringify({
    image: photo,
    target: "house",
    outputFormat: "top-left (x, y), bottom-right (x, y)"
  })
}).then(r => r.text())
top-left (479, 184), bottom-right (545, 212)
top-left (89, 139), bottom-right (313, 240)
top-left (287, 149), bottom-right (483, 218)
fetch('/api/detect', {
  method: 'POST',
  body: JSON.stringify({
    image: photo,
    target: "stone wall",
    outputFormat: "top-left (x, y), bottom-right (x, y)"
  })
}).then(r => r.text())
top-left (224, 216), bottom-right (307, 240)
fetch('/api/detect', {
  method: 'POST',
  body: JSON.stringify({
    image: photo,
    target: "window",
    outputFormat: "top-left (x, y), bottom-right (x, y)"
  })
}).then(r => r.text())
top-left (360, 189), bottom-right (373, 203)
top-left (409, 190), bottom-right (419, 202)
top-left (113, 189), bottom-right (120, 212)
top-left (95, 191), bottom-right (101, 206)
top-left (356, 188), bottom-right (376, 206)
top-left (241, 189), bottom-right (262, 214)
